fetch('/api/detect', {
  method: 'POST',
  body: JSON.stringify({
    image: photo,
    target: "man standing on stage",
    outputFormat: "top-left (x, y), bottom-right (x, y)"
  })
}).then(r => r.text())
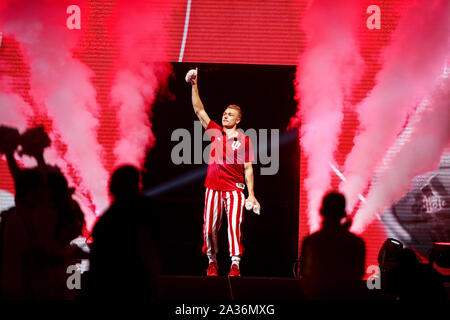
top-left (187, 68), bottom-right (260, 277)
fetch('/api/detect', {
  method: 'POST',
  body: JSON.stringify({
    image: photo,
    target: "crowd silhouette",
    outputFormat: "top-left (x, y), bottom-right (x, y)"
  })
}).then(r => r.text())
top-left (384, 247), bottom-right (446, 300)
top-left (0, 126), bottom-right (84, 299)
top-left (0, 126), bottom-right (447, 301)
top-left (87, 165), bottom-right (161, 300)
top-left (299, 192), bottom-right (366, 299)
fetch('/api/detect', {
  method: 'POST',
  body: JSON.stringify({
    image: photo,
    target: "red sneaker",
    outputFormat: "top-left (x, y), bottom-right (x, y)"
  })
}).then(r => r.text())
top-left (228, 264), bottom-right (240, 277)
top-left (206, 262), bottom-right (218, 276)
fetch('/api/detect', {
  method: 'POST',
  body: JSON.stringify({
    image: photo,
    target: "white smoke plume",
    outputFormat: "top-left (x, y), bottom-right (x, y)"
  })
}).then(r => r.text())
top-left (111, 0), bottom-right (172, 168)
top-left (0, 91), bottom-right (31, 131)
top-left (291, 0), bottom-right (364, 232)
top-left (351, 72), bottom-right (450, 234)
top-left (340, 0), bottom-right (450, 213)
top-left (1, 0), bottom-right (109, 229)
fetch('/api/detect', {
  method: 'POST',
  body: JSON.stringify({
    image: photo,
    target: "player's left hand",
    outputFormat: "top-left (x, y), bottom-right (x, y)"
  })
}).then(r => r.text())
top-left (246, 195), bottom-right (261, 213)
top-left (246, 195), bottom-right (259, 205)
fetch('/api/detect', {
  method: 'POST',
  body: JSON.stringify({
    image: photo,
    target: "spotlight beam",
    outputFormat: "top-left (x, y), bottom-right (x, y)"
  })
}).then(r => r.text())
top-left (328, 161), bottom-right (381, 220)
top-left (144, 129), bottom-right (298, 197)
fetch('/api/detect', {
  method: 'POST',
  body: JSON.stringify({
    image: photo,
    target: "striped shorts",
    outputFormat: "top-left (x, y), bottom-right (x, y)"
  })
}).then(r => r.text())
top-left (202, 188), bottom-right (245, 257)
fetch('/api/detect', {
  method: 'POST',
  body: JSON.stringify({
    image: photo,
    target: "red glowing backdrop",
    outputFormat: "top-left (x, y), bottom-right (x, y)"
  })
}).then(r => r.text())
top-left (1, 0), bottom-right (449, 276)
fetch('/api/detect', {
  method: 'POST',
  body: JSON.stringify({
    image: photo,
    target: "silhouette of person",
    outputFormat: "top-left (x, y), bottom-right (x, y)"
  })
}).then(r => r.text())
top-left (0, 126), bottom-right (85, 299)
top-left (0, 169), bottom-right (46, 299)
top-left (43, 167), bottom-right (85, 300)
top-left (385, 248), bottom-right (446, 301)
top-left (87, 165), bottom-right (160, 300)
top-left (299, 192), bottom-right (366, 299)
top-left (377, 238), bottom-right (403, 291)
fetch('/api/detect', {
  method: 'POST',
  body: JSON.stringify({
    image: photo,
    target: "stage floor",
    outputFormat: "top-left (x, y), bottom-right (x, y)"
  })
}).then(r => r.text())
top-left (156, 275), bottom-right (395, 301)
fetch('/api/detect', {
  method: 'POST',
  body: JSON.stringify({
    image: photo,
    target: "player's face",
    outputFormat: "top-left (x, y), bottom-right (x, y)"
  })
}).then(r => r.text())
top-left (222, 108), bottom-right (240, 128)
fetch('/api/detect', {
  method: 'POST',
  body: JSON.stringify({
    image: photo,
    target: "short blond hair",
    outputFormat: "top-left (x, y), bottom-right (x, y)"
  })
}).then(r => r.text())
top-left (226, 104), bottom-right (242, 120)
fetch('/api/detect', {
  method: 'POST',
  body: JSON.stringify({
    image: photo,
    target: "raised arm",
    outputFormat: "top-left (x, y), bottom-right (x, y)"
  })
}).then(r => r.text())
top-left (190, 68), bottom-right (211, 129)
top-left (0, 126), bottom-right (21, 181)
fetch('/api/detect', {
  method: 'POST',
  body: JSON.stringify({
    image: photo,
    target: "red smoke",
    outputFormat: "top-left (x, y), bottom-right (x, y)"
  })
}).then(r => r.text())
top-left (291, 0), bottom-right (364, 232)
top-left (110, 0), bottom-right (172, 168)
top-left (0, 0), bottom-right (173, 230)
top-left (352, 69), bottom-right (450, 233)
top-left (341, 0), bottom-right (450, 216)
top-left (293, 0), bottom-right (449, 235)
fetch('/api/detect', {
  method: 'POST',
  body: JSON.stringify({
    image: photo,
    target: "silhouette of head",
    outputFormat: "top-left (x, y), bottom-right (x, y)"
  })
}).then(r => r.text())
top-left (109, 165), bottom-right (141, 200)
top-left (19, 126), bottom-right (51, 158)
top-left (378, 238), bottom-right (403, 267)
top-left (320, 192), bottom-right (346, 223)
